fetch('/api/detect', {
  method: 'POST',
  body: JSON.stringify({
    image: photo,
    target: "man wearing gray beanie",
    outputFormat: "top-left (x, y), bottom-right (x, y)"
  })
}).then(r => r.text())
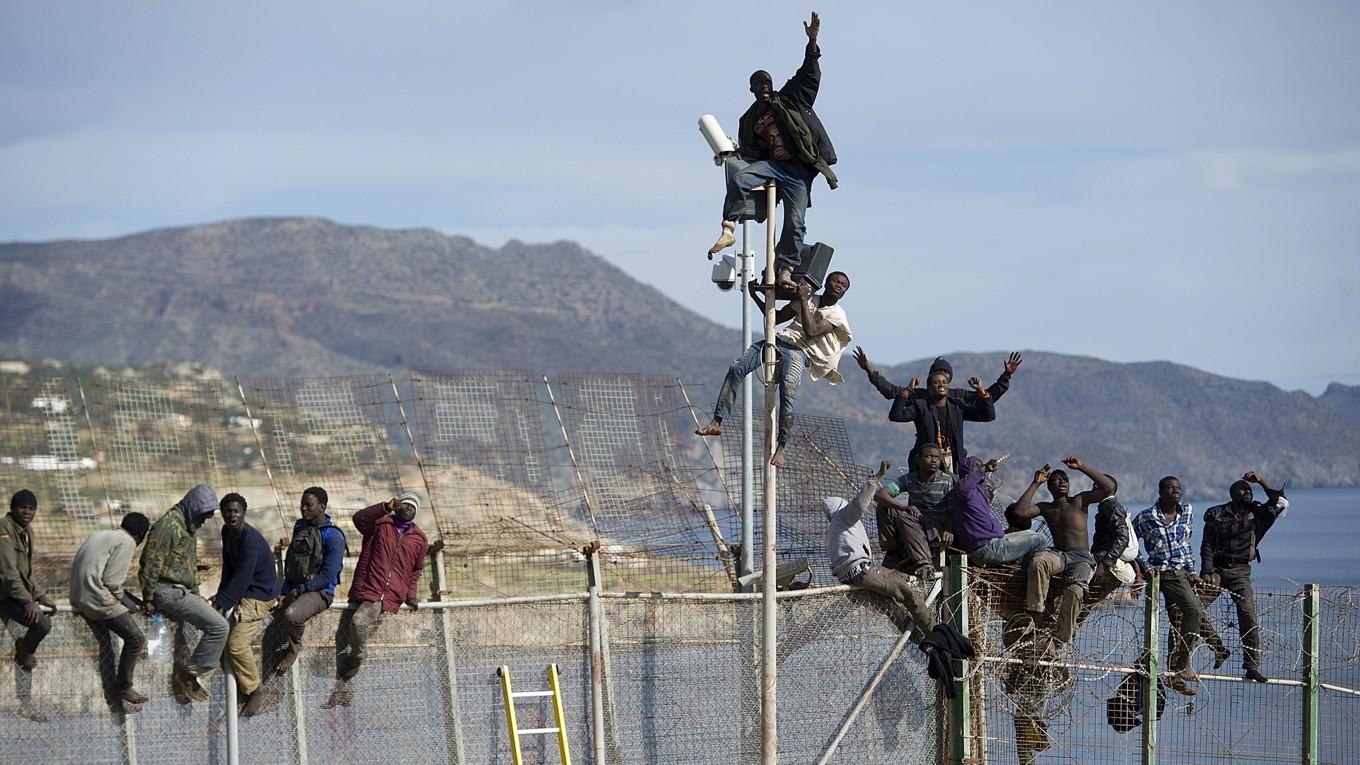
top-left (70, 512), bottom-right (152, 706)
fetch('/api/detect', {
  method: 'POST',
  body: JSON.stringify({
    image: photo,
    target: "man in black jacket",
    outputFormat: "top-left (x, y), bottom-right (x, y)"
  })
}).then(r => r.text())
top-left (1199, 471), bottom-right (1288, 683)
top-left (707, 12), bottom-right (838, 289)
top-left (853, 350), bottom-right (1022, 474)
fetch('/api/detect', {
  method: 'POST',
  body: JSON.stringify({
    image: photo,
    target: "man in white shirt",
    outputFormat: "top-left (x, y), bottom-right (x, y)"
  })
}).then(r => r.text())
top-left (696, 272), bottom-right (852, 467)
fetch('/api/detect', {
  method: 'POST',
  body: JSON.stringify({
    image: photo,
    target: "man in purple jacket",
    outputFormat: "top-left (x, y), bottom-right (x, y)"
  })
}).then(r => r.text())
top-left (952, 456), bottom-right (1049, 567)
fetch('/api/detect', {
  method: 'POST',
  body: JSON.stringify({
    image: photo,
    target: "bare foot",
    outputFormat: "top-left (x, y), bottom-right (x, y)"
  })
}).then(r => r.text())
top-left (695, 420), bottom-right (723, 437)
top-left (769, 444), bottom-right (786, 468)
top-left (707, 225), bottom-right (736, 258)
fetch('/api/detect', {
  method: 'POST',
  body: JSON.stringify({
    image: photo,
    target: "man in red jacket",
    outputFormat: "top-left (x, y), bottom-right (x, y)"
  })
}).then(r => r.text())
top-left (325, 492), bottom-right (427, 708)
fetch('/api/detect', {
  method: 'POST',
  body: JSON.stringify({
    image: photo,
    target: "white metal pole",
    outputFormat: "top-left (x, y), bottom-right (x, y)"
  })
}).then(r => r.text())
top-left (740, 218), bottom-right (755, 586)
top-left (225, 670), bottom-right (241, 765)
top-left (760, 182), bottom-right (779, 765)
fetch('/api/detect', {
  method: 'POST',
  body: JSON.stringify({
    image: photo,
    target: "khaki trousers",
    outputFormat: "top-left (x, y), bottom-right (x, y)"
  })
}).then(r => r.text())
top-left (224, 597), bottom-right (272, 695)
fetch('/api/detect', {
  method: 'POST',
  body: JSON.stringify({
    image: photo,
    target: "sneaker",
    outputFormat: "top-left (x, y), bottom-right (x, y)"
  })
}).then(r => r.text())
top-left (1244, 668), bottom-right (1269, 683)
top-left (1213, 646), bottom-right (1231, 669)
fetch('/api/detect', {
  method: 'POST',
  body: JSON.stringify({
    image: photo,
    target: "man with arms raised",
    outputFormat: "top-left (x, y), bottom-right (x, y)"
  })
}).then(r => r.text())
top-left (853, 350), bottom-right (1022, 475)
top-left (1199, 471), bottom-right (1288, 683)
top-left (1012, 458), bottom-right (1116, 651)
top-left (707, 11), bottom-right (837, 292)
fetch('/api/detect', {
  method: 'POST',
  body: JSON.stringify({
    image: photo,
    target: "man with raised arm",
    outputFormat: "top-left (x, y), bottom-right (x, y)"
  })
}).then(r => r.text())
top-left (875, 444), bottom-right (956, 579)
top-left (1132, 476), bottom-right (1203, 695)
top-left (325, 492), bottom-right (428, 708)
top-left (954, 456), bottom-right (1050, 567)
top-left (70, 512), bottom-right (152, 707)
top-left (696, 274), bottom-right (852, 468)
top-left (824, 461), bottom-right (935, 637)
top-left (853, 349), bottom-right (1022, 475)
top-left (707, 11), bottom-right (838, 291)
top-left (1012, 458), bottom-right (1116, 651)
top-left (1199, 471), bottom-right (1289, 683)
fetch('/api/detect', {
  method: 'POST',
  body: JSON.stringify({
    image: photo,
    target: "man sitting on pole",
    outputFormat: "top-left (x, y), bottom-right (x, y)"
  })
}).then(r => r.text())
top-left (696, 273), bottom-right (852, 468)
top-left (706, 11), bottom-right (838, 292)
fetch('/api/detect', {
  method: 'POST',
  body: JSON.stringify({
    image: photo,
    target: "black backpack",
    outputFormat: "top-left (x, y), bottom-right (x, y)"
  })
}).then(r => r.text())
top-left (285, 522), bottom-right (344, 585)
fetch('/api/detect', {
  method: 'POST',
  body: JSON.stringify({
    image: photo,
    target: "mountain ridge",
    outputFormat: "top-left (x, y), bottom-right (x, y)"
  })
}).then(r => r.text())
top-left (2, 216), bottom-right (1356, 498)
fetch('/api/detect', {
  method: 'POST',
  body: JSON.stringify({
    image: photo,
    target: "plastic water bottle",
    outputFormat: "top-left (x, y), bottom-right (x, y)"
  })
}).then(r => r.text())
top-left (147, 614), bottom-right (172, 662)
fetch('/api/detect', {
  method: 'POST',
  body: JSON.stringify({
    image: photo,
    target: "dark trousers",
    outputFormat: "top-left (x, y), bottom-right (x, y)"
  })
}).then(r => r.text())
top-left (1199, 565), bottom-right (1261, 670)
top-left (849, 564), bottom-right (936, 637)
top-left (84, 612), bottom-right (146, 691)
top-left (0, 597), bottom-right (51, 654)
top-left (1160, 570), bottom-right (1203, 672)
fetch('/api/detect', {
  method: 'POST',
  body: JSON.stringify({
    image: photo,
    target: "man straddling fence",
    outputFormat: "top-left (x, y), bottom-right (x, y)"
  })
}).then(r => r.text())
top-left (953, 456), bottom-right (1050, 567)
top-left (1132, 476), bottom-right (1203, 695)
top-left (69, 511), bottom-right (152, 708)
top-left (1, 489), bottom-right (57, 720)
top-left (875, 444), bottom-right (956, 580)
top-left (140, 484), bottom-right (229, 705)
top-left (853, 349), bottom-right (1022, 475)
top-left (325, 492), bottom-right (428, 709)
top-left (1012, 458), bottom-right (1116, 653)
top-left (1089, 476), bottom-right (1142, 602)
top-left (706, 10), bottom-right (837, 293)
top-left (1198, 470), bottom-right (1289, 683)
top-left (274, 487), bottom-right (346, 677)
top-left (212, 493), bottom-right (278, 716)
top-left (824, 461), bottom-right (935, 637)
top-left (696, 275), bottom-right (852, 468)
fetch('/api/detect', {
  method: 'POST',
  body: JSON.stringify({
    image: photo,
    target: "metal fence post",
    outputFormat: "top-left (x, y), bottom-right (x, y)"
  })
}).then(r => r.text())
top-left (289, 659), bottom-right (309, 765)
top-left (945, 554), bottom-right (971, 765)
top-left (121, 706), bottom-right (138, 765)
top-left (1303, 583), bottom-right (1320, 764)
top-left (442, 608), bottom-right (467, 765)
top-left (587, 547), bottom-right (608, 765)
top-left (1142, 572), bottom-right (1160, 765)
top-left (759, 181), bottom-right (780, 765)
top-left (225, 668), bottom-right (241, 765)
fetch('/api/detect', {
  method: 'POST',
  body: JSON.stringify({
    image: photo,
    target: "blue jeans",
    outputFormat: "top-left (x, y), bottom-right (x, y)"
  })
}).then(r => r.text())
top-left (721, 156), bottom-right (810, 269)
top-left (968, 530), bottom-right (1050, 567)
top-left (713, 340), bottom-right (806, 445)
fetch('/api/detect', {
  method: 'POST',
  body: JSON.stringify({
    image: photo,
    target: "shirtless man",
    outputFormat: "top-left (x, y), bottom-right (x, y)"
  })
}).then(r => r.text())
top-left (1012, 457), bottom-right (1115, 650)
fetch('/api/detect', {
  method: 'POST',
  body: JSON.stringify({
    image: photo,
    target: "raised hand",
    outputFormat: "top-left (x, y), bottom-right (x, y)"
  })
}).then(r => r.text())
top-left (1033, 464), bottom-right (1052, 485)
top-left (796, 282), bottom-right (812, 301)
top-left (1004, 352), bottom-right (1023, 375)
top-left (804, 11), bottom-right (820, 40)
top-left (968, 377), bottom-right (984, 393)
top-left (908, 377), bottom-right (920, 390)
top-left (852, 346), bottom-right (872, 372)
top-left (984, 458), bottom-right (1000, 473)
top-left (1061, 455), bottom-right (1084, 470)
top-left (873, 460), bottom-right (891, 481)
top-left (1243, 471), bottom-right (1261, 484)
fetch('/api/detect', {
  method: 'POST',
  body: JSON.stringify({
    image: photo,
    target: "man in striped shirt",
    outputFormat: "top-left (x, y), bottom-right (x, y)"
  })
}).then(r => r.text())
top-left (1132, 476), bottom-right (1204, 695)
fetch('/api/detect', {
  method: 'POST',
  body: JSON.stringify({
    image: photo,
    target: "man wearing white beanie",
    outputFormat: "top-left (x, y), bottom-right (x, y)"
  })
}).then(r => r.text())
top-left (326, 491), bottom-right (427, 707)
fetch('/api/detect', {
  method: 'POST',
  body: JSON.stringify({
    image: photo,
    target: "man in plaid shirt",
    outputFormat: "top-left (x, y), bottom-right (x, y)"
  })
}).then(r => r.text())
top-left (1133, 475), bottom-right (1203, 695)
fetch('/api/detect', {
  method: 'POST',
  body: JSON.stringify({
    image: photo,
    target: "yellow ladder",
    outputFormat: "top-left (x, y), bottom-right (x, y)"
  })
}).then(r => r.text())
top-left (498, 664), bottom-right (572, 765)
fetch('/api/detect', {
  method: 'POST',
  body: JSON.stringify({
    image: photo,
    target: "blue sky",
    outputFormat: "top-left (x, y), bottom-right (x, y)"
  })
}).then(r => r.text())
top-left (2, 2), bottom-right (1357, 392)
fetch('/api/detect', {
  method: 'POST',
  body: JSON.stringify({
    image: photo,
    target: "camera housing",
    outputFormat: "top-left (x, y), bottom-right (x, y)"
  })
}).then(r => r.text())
top-left (710, 254), bottom-right (738, 291)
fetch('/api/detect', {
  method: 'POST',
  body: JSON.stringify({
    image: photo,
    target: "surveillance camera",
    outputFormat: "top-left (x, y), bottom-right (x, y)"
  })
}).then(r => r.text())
top-left (711, 254), bottom-right (738, 291)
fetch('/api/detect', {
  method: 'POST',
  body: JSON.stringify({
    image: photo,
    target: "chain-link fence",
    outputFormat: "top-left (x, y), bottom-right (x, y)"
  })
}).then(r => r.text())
top-left (3, 580), bottom-right (1357, 764)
